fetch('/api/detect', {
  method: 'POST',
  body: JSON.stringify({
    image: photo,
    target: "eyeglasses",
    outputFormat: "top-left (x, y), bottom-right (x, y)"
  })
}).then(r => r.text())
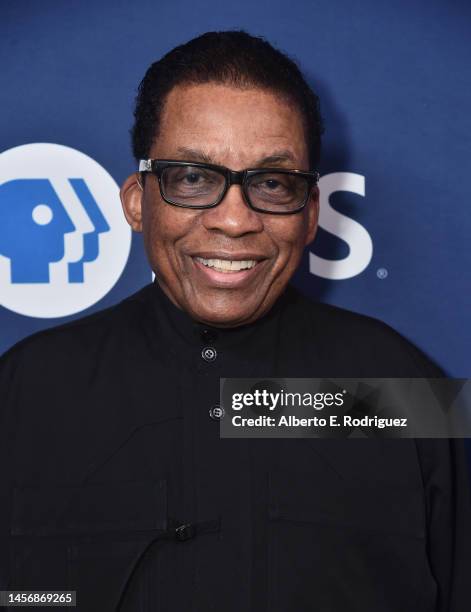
top-left (138, 159), bottom-right (319, 215)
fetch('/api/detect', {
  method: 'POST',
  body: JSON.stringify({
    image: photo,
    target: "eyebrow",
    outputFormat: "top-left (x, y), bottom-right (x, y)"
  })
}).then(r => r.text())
top-left (174, 146), bottom-right (297, 167)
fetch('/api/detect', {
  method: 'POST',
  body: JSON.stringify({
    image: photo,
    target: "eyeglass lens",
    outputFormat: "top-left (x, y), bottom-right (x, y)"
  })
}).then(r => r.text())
top-left (161, 165), bottom-right (309, 212)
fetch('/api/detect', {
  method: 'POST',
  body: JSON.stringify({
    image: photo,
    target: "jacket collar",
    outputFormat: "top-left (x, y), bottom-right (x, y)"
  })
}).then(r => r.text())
top-left (146, 278), bottom-right (290, 351)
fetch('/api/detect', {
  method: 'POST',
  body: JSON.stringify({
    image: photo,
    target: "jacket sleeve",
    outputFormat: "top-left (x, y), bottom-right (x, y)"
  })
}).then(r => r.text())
top-left (0, 346), bottom-right (23, 590)
top-left (406, 329), bottom-right (471, 610)
top-left (415, 438), bottom-right (471, 612)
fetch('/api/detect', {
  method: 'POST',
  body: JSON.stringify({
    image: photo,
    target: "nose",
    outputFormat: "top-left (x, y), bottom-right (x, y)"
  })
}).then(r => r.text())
top-left (201, 184), bottom-right (264, 237)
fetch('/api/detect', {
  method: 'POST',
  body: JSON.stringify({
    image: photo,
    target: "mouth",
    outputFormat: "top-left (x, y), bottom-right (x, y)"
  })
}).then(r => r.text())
top-left (190, 253), bottom-right (267, 287)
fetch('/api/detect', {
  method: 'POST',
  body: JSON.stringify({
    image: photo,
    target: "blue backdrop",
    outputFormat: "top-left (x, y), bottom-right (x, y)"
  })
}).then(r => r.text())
top-left (1, 1), bottom-right (470, 463)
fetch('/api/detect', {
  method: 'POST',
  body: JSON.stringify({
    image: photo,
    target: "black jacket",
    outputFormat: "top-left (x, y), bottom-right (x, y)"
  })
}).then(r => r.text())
top-left (1, 282), bottom-right (470, 611)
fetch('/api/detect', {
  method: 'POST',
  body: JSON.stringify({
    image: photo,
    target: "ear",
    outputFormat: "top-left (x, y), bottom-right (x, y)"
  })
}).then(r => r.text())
top-left (304, 185), bottom-right (319, 246)
top-left (120, 173), bottom-right (144, 232)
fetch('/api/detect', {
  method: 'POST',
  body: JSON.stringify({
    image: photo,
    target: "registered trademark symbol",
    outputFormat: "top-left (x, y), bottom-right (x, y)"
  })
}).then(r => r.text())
top-left (376, 267), bottom-right (388, 279)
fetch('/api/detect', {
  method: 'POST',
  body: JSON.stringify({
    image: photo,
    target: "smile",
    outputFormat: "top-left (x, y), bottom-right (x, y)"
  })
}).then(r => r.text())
top-left (191, 254), bottom-right (265, 288)
top-left (195, 257), bottom-right (258, 273)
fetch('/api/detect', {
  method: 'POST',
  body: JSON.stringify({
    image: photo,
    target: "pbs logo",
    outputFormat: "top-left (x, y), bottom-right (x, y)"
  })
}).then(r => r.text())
top-left (0, 143), bottom-right (131, 318)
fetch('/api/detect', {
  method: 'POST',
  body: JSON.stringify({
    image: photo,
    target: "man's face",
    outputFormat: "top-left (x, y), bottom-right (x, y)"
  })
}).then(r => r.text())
top-left (121, 83), bottom-right (319, 327)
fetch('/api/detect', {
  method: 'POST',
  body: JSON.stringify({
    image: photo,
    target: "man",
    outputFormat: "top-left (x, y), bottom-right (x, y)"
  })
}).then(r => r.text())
top-left (1, 30), bottom-right (470, 611)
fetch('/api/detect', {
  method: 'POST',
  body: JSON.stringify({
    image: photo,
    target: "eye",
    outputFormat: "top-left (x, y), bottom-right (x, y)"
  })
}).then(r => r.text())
top-left (162, 165), bottom-right (224, 201)
top-left (251, 175), bottom-right (290, 193)
top-left (263, 179), bottom-right (283, 190)
top-left (183, 172), bottom-right (204, 184)
top-left (175, 169), bottom-right (216, 186)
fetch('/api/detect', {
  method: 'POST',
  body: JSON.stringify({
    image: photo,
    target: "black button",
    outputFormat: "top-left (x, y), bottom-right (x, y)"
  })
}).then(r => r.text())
top-left (209, 404), bottom-right (225, 420)
top-left (201, 346), bottom-right (217, 362)
top-left (200, 328), bottom-right (217, 344)
top-left (175, 523), bottom-right (195, 541)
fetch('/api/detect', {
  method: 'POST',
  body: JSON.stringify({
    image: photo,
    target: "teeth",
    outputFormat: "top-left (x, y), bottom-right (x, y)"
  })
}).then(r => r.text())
top-left (195, 257), bottom-right (257, 272)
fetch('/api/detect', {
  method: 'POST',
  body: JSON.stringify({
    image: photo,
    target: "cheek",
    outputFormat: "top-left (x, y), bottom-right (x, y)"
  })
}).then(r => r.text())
top-left (143, 200), bottom-right (176, 245)
top-left (142, 206), bottom-right (164, 254)
top-left (142, 199), bottom-right (198, 264)
top-left (268, 218), bottom-right (308, 263)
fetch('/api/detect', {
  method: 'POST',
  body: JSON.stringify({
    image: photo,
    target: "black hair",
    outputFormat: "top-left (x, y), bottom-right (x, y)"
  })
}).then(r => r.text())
top-left (131, 30), bottom-right (323, 168)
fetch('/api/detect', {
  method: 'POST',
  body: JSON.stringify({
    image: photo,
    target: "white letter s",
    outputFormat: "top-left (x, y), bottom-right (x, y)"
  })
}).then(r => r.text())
top-left (309, 172), bottom-right (373, 280)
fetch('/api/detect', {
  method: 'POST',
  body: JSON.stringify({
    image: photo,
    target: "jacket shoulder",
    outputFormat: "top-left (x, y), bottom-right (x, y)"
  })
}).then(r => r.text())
top-left (282, 286), bottom-right (443, 377)
top-left (0, 284), bottom-right (155, 370)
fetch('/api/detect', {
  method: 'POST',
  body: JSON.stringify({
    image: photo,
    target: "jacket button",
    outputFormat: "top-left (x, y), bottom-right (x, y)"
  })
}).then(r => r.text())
top-left (201, 346), bottom-right (217, 362)
top-left (209, 404), bottom-right (225, 420)
top-left (175, 523), bottom-right (195, 541)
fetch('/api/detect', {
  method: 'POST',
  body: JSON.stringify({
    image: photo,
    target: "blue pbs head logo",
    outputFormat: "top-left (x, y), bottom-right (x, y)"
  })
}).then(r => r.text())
top-left (0, 143), bottom-right (131, 317)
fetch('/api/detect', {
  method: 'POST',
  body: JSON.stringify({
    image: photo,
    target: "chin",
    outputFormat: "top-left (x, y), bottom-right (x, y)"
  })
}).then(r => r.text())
top-left (188, 287), bottom-right (282, 328)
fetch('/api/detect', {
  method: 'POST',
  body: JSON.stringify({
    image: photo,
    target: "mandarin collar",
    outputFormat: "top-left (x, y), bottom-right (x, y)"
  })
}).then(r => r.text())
top-left (148, 278), bottom-right (290, 350)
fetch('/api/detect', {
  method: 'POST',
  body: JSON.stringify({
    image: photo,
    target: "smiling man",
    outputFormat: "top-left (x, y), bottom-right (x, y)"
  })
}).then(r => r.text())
top-left (1, 31), bottom-right (470, 612)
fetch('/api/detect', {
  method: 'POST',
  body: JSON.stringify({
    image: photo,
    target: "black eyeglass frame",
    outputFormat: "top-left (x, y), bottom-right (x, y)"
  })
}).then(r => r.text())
top-left (138, 159), bottom-right (320, 215)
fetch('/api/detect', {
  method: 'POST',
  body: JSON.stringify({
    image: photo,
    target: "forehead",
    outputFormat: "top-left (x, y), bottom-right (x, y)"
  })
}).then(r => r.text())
top-left (152, 83), bottom-right (309, 168)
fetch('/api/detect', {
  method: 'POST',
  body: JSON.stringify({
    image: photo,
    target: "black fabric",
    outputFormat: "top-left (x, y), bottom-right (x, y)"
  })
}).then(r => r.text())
top-left (0, 281), bottom-right (470, 611)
